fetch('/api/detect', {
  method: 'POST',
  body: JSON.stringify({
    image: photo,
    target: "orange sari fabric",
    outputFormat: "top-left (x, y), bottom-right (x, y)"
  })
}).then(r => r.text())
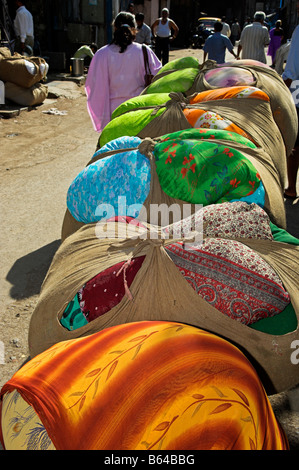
top-left (183, 86), bottom-right (270, 144)
top-left (188, 86), bottom-right (270, 104)
top-left (0, 321), bottom-right (288, 450)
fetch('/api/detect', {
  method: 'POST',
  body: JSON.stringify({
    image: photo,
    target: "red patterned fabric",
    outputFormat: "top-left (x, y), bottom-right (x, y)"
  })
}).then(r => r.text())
top-left (165, 240), bottom-right (290, 325)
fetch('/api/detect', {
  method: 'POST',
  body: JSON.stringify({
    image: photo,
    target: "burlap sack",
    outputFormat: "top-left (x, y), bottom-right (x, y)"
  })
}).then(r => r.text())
top-left (5, 82), bottom-right (48, 106)
top-left (29, 218), bottom-right (299, 394)
top-left (0, 48), bottom-right (46, 88)
top-left (0, 47), bottom-right (12, 59)
top-left (187, 60), bottom-right (298, 157)
top-left (61, 135), bottom-right (286, 242)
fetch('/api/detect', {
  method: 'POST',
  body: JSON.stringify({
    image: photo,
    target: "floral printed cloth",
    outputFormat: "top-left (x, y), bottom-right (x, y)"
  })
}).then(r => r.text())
top-left (184, 86), bottom-right (270, 145)
top-left (67, 136), bottom-right (150, 223)
top-left (165, 201), bottom-right (273, 240)
top-left (154, 128), bottom-right (262, 205)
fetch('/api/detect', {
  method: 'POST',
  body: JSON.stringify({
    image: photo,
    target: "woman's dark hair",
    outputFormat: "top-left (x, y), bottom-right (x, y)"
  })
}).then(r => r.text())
top-left (111, 12), bottom-right (136, 53)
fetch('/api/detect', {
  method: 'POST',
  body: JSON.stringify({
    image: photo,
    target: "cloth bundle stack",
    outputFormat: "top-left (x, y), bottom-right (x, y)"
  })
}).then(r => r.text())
top-left (1, 56), bottom-right (299, 451)
top-left (0, 47), bottom-right (48, 106)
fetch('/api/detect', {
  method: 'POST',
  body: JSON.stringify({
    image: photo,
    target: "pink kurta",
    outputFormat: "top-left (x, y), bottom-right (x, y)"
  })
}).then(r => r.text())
top-left (85, 42), bottom-right (162, 132)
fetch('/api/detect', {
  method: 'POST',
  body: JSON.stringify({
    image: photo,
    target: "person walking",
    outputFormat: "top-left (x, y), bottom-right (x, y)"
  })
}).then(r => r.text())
top-left (267, 20), bottom-right (284, 67)
top-left (151, 8), bottom-right (179, 65)
top-left (13, 0), bottom-right (34, 54)
top-left (85, 11), bottom-right (161, 133)
top-left (282, 0), bottom-right (299, 200)
top-left (203, 21), bottom-right (237, 64)
top-left (237, 11), bottom-right (270, 63)
top-left (231, 18), bottom-right (241, 46)
top-left (135, 12), bottom-right (152, 45)
top-left (221, 16), bottom-right (231, 37)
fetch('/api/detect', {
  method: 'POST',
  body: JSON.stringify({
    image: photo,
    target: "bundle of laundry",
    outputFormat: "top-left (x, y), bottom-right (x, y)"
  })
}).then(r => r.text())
top-left (0, 47), bottom-right (48, 87)
top-left (62, 128), bottom-right (286, 241)
top-left (99, 87), bottom-right (288, 194)
top-left (1, 321), bottom-right (289, 450)
top-left (186, 59), bottom-right (298, 157)
top-left (141, 57), bottom-right (297, 157)
top-left (142, 55), bottom-right (200, 96)
top-left (30, 205), bottom-right (299, 393)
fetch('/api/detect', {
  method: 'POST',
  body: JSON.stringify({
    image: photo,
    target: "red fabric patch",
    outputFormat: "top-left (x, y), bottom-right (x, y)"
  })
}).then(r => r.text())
top-left (80, 256), bottom-right (145, 322)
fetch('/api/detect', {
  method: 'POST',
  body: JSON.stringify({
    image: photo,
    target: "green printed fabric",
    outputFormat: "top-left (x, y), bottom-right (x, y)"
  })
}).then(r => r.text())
top-left (145, 68), bottom-right (199, 95)
top-left (153, 129), bottom-right (261, 205)
top-left (156, 56), bottom-right (200, 75)
top-left (159, 128), bottom-right (257, 149)
top-left (60, 293), bottom-right (87, 331)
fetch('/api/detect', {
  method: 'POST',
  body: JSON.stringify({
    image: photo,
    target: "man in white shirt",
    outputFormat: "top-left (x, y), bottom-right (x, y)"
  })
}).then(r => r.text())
top-left (275, 40), bottom-right (290, 75)
top-left (135, 12), bottom-right (152, 45)
top-left (237, 11), bottom-right (270, 63)
top-left (221, 17), bottom-right (231, 37)
top-left (14, 1), bottom-right (34, 54)
top-left (282, 0), bottom-right (299, 199)
top-left (151, 8), bottom-right (179, 65)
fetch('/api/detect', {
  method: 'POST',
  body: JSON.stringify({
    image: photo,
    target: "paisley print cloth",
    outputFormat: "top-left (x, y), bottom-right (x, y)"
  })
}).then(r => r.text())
top-left (165, 239), bottom-right (290, 325)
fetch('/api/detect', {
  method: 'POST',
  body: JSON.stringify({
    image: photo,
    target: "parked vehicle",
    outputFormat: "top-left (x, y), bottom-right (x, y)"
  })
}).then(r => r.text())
top-left (188, 16), bottom-right (221, 48)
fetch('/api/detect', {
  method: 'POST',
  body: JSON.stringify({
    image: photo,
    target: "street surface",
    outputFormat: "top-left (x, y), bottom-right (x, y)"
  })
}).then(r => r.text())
top-left (0, 46), bottom-right (298, 449)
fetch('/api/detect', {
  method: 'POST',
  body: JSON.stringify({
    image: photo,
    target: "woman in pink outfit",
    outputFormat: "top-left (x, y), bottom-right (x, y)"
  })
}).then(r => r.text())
top-left (85, 12), bottom-right (162, 133)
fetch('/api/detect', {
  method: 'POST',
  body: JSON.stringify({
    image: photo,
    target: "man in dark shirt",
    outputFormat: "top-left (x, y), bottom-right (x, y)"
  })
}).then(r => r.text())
top-left (203, 21), bottom-right (237, 64)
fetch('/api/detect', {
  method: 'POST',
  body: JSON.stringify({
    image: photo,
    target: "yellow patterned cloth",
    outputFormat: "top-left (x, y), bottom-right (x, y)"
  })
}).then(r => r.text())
top-left (0, 321), bottom-right (288, 450)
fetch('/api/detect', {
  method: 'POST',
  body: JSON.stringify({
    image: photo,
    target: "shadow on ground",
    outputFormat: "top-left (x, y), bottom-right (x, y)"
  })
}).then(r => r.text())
top-left (6, 240), bottom-right (61, 299)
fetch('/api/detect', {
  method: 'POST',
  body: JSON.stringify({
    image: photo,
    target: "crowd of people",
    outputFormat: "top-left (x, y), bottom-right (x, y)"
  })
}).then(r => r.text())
top-left (200, 8), bottom-right (298, 201)
top-left (7, 0), bottom-right (299, 204)
top-left (84, 3), bottom-right (299, 200)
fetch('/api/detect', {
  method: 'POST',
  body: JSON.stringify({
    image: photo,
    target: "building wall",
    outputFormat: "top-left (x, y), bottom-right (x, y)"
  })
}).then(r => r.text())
top-left (2, 0), bottom-right (298, 64)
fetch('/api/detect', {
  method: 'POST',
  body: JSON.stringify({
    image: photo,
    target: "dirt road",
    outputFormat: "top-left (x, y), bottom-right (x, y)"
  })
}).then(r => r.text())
top-left (0, 47), bottom-right (298, 449)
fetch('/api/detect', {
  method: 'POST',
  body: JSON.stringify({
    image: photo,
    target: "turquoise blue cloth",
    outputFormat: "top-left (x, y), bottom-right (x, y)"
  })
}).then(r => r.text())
top-left (230, 180), bottom-right (265, 207)
top-left (92, 136), bottom-right (142, 159)
top-left (67, 137), bottom-right (151, 223)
